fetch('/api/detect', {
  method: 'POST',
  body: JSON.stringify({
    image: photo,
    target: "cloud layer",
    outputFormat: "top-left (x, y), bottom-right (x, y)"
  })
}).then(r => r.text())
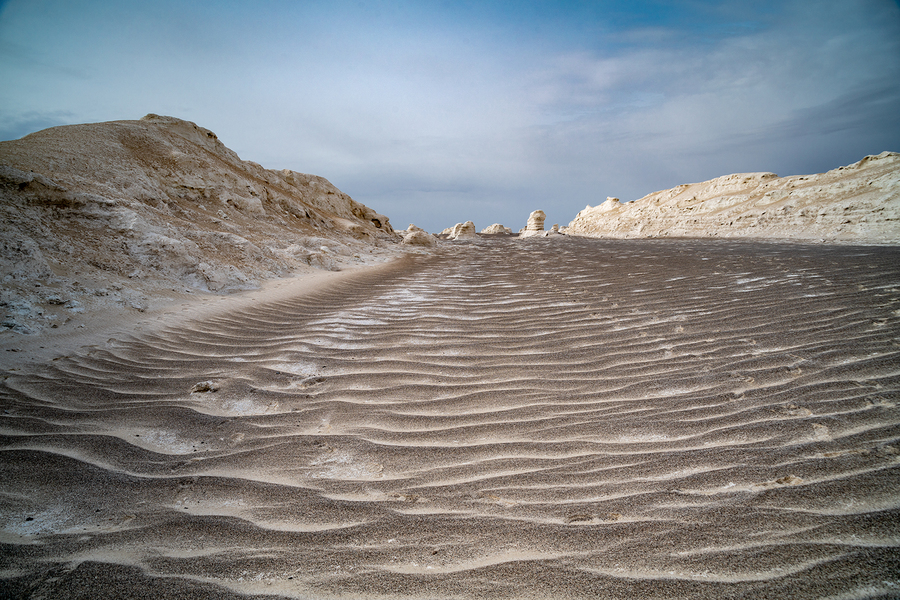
top-left (1, 0), bottom-right (898, 232)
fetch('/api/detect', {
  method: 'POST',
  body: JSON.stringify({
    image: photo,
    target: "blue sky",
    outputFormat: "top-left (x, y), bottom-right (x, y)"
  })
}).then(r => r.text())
top-left (1, 0), bottom-right (898, 232)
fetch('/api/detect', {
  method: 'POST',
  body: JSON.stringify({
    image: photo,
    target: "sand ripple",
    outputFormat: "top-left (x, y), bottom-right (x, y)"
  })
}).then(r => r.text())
top-left (2, 238), bottom-right (899, 599)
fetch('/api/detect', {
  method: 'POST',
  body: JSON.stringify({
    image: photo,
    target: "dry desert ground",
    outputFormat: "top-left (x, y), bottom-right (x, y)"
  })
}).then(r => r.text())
top-left (2, 235), bottom-right (900, 599)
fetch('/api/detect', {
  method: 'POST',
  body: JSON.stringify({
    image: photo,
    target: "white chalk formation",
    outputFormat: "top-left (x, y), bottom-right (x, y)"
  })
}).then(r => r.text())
top-left (566, 152), bottom-right (900, 243)
top-left (445, 221), bottom-right (477, 240)
top-left (518, 211), bottom-right (564, 238)
top-left (0, 114), bottom-right (402, 335)
top-left (518, 210), bottom-right (546, 238)
top-left (481, 223), bottom-right (512, 234)
top-left (402, 225), bottom-right (438, 246)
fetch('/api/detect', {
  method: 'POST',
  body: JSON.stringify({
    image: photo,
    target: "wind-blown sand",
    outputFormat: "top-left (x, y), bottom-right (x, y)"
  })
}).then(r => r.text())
top-left (2, 236), bottom-right (900, 599)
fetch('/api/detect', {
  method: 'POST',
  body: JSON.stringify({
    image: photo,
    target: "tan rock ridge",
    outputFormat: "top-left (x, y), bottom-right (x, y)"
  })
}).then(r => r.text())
top-left (0, 114), bottom-right (401, 335)
top-left (566, 152), bottom-right (900, 243)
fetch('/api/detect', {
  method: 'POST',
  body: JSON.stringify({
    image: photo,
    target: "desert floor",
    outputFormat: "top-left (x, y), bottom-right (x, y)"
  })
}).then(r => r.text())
top-left (2, 237), bottom-right (899, 600)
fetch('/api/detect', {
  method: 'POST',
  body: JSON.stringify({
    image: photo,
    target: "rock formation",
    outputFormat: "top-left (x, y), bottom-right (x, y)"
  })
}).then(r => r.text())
top-left (445, 221), bottom-right (477, 240)
top-left (566, 152), bottom-right (900, 243)
top-left (595, 197), bottom-right (622, 213)
top-left (0, 114), bottom-right (401, 335)
top-left (402, 225), bottom-right (438, 247)
top-left (402, 231), bottom-right (437, 246)
top-left (481, 223), bottom-right (512, 234)
top-left (518, 210), bottom-right (547, 238)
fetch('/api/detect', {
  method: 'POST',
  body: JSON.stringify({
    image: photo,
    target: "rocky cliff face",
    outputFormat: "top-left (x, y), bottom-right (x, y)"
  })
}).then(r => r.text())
top-left (566, 152), bottom-right (899, 244)
top-left (0, 114), bottom-right (400, 335)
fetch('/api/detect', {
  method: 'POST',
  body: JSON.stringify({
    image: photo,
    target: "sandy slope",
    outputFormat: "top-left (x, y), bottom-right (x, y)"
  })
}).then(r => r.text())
top-left (0, 115), bottom-right (403, 340)
top-left (2, 237), bottom-right (898, 599)
top-left (566, 152), bottom-right (900, 243)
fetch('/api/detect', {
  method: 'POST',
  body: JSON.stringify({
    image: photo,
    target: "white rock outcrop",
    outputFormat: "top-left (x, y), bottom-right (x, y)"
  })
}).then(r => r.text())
top-left (445, 221), bottom-right (477, 240)
top-left (518, 210), bottom-right (547, 238)
top-left (566, 153), bottom-right (900, 243)
top-left (0, 115), bottom-right (402, 335)
top-left (402, 230), bottom-right (438, 246)
top-left (595, 197), bottom-right (622, 213)
top-left (481, 223), bottom-right (512, 234)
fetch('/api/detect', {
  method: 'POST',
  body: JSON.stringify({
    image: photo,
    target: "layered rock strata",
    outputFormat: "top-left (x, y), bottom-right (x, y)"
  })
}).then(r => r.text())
top-left (518, 210), bottom-right (547, 238)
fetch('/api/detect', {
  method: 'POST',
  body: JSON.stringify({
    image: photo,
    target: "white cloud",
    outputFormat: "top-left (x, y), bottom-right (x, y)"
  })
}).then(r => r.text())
top-left (0, 0), bottom-right (897, 232)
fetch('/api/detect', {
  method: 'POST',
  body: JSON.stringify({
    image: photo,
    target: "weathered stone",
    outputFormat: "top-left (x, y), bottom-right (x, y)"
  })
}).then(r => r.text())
top-left (481, 223), bottom-right (512, 234)
top-left (518, 210), bottom-right (546, 238)
top-left (566, 153), bottom-right (900, 243)
top-left (0, 114), bottom-right (404, 335)
top-left (402, 230), bottom-right (438, 246)
top-left (190, 380), bottom-right (219, 393)
top-left (447, 221), bottom-right (477, 240)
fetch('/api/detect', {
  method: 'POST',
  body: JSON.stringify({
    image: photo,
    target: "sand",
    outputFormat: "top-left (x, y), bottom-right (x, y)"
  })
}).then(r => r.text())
top-left (2, 236), bottom-right (899, 599)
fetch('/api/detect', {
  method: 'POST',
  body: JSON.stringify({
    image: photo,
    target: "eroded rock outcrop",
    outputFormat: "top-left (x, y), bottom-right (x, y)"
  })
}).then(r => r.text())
top-left (0, 115), bottom-right (402, 335)
top-left (566, 153), bottom-right (900, 243)
top-left (518, 210), bottom-right (547, 238)
top-left (402, 225), bottom-right (438, 247)
top-left (481, 223), bottom-right (512, 234)
top-left (444, 221), bottom-right (477, 240)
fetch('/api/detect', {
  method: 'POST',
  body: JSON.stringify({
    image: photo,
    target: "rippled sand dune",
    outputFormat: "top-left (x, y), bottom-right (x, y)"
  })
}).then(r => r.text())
top-left (2, 237), bottom-right (900, 599)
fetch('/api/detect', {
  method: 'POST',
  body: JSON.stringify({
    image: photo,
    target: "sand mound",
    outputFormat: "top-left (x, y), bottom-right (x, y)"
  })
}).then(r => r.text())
top-left (0, 115), bottom-right (402, 337)
top-left (566, 152), bottom-right (900, 243)
top-left (2, 237), bottom-right (898, 599)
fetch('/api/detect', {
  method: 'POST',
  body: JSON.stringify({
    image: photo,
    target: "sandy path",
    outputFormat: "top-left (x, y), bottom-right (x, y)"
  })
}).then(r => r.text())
top-left (2, 237), bottom-right (899, 599)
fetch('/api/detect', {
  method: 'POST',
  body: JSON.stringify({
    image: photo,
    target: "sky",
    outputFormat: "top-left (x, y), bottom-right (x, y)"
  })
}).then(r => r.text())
top-left (1, 0), bottom-right (898, 233)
